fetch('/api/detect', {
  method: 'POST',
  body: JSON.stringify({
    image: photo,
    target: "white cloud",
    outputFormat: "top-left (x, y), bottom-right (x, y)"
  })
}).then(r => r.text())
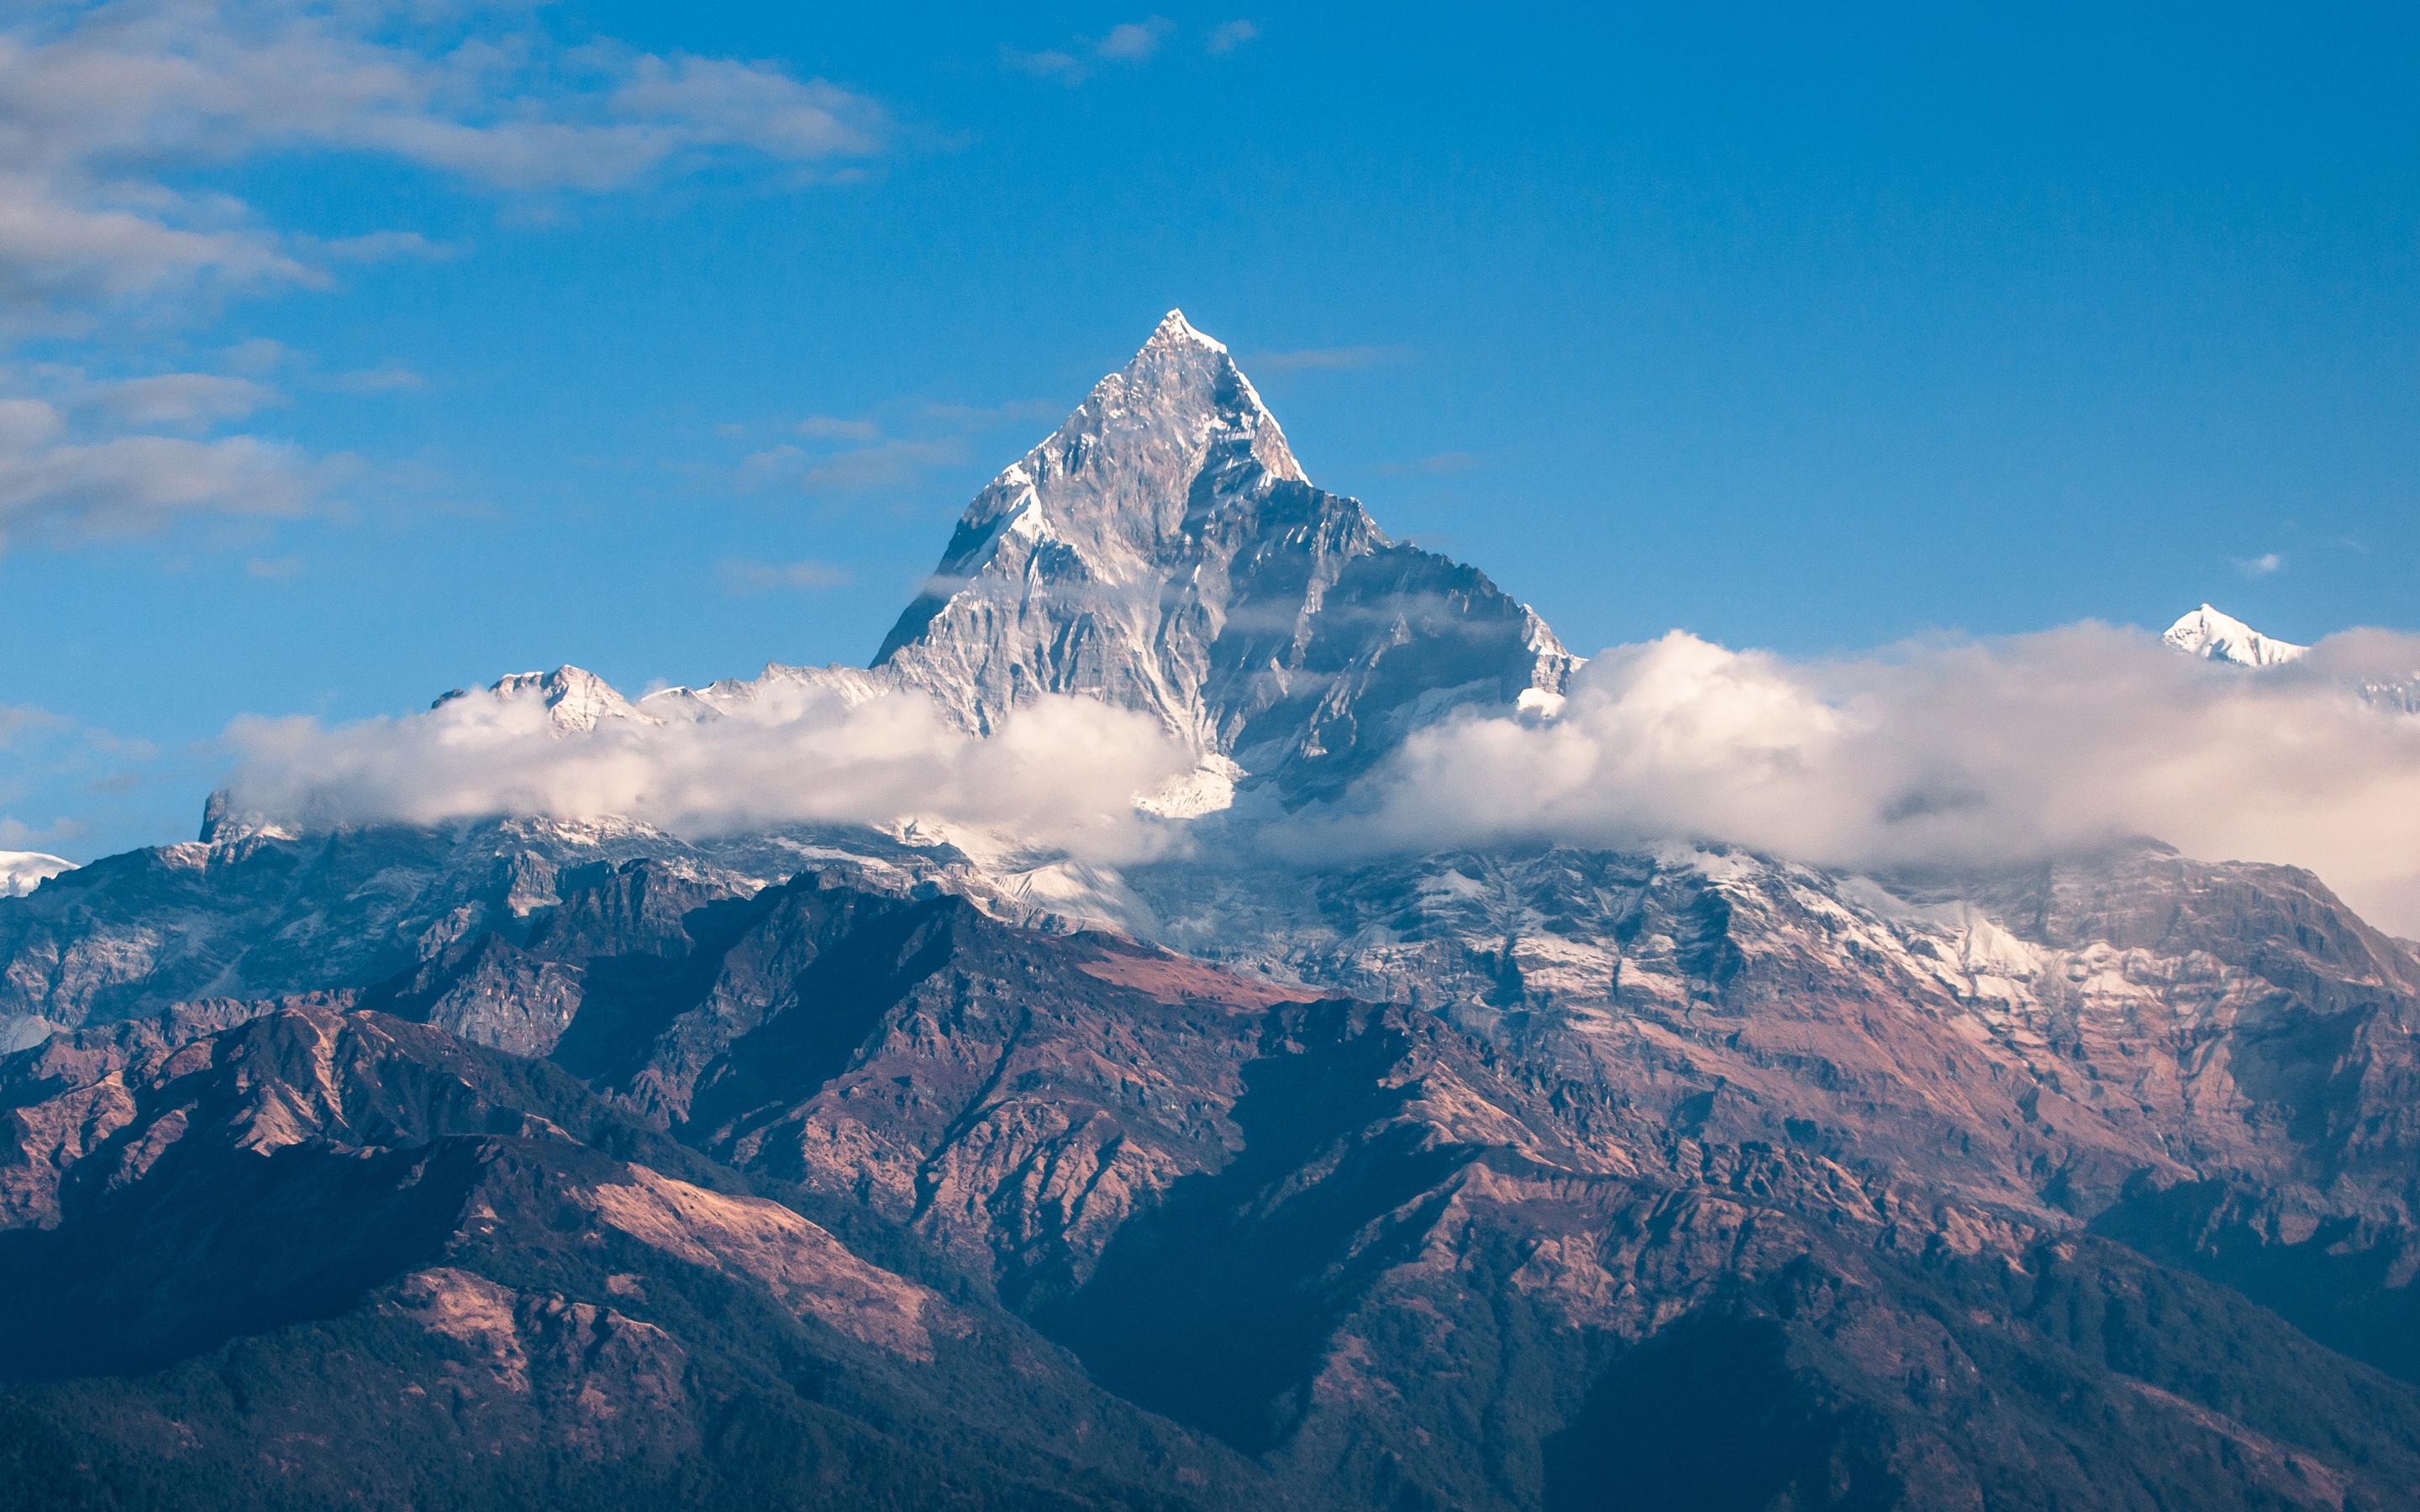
top-left (0, 398), bottom-right (62, 450)
top-left (1273, 624), bottom-right (2420, 934)
top-left (1005, 16), bottom-right (1176, 82)
top-left (0, 404), bottom-right (324, 543)
top-left (221, 679), bottom-right (1195, 864)
top-left (0, 170), bottom-right (309, 309)
top-left (0, 2), bottom-right (892, 554)
top-left (2236, 551), bottom-right (2285, 576)
top-left (607, 52), bottom-right (882, 165)
top-left (1206, 20), bottom-right (1260, 54)
top-left (1095, 18), bottom-right (1175, 62)
top-left (1002, 46), bottom-right (1089, 84)
top-left (86, 370), bottom-right (281, 426)
top-left (0, 3), bottom-right (889, 318)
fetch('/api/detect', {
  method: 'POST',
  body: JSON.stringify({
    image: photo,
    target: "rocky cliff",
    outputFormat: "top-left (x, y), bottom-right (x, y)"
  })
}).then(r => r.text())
top-left (2, 315), bottom-right (2418, 1510)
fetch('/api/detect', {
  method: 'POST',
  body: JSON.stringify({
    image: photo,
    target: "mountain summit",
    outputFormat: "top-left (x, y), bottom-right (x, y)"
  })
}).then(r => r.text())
top-left (10, 318), bottom-right (2420, 1512)
top-left (871, 310), bottom-right (1575, 795)
top-left (2163, 602), bottom-right (2308, 665)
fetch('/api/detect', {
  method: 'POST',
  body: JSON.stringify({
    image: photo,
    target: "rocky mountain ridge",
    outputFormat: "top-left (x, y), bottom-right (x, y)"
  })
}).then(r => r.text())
top-left (366, 311), bottom-right (1576, 822)
top-left (8, 854), bottom-right (2420, 1508)
top-left (4, 314), bottom-right (2420, 1509)
top-left (2163, 602), bottom-right (2310, 665)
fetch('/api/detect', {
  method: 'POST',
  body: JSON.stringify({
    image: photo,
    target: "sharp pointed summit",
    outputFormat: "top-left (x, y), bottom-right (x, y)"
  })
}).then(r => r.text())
top-left (2164, 603), bottom-right (2307, 666)
top-left (871, 310), bottom-right (1574, 795)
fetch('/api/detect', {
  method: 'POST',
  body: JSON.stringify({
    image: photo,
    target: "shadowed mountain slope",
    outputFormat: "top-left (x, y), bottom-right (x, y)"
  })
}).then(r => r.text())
top-left (3, 315), bottom-right (2420, 1509)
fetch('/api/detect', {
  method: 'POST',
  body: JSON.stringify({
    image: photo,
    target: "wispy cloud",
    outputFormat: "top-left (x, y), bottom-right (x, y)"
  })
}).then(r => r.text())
top-left (719, 556), bottom-right (852, 594)
top-left (84, 372), bottom-right (282, 427)
top-left (315, 230), bottom-right (460, 264)
top-left (0, 2), bottom-right (890, 323)
top-left (1002, 47), bottom-right (1091, 84)
top-left (2236, 552), bottom-right (2285, 577)
top-left (0, 408), bottom-right (328, 546)
top-left (1004, 17), bottom-right (1178, 84)
top-left (1248, 344), bottom-right (1411, 374)
top-left (0, 1), bottom-right (897, 559)
top-left (1206, 20), bottom-right (1260, 55)
top-left (0, 698), bottom-right (171, 859)
top-left (1096, 18), bottom-right (1175, 61)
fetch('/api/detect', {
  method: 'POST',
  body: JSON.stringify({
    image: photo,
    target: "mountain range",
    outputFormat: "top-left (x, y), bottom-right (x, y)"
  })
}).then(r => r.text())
top-left (3, 314), bottom-right (2417, 1511)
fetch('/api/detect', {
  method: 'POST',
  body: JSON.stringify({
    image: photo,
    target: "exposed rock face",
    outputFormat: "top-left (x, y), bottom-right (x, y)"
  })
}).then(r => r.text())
top-left (4, 312), bottom-right (2420, 1508)
top-left (6, 889), bottom-right (2420, 1509)
top-left (881, 311), bottom-right (1579, 796)
top-left (376, 312), bottom-right (1576, 814)
top-left (1132, 838), bottom-right (2420, 1380)
top-left (0, 998), bottom-right (1281, 1507)
top-left (0, 816), bottom-right (974, 1031)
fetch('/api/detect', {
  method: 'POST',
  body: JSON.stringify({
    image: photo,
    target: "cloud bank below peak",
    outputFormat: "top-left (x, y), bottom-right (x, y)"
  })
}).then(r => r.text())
top-left (204, 596), bottom-right (2420, 934)
top-left (218, 675), bottom-right (1197, 865)
top-left (1270, 622), bottom-right (2420, 934)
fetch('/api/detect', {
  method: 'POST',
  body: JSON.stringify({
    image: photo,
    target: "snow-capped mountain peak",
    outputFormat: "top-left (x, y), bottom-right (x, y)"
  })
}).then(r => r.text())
top-left (866, 312), bottom-right (1572, 791)
top-left (368, 313), bottom-right (1574, 817)
top-left (486, 667), bottom-right (657, 732)
top-left (1145, 306), bottom-right (1228, 354)
top-left (2163, 604), bottom-right (2308, 666)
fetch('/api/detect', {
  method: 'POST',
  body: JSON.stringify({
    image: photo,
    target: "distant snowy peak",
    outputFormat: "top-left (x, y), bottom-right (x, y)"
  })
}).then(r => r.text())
top-left (437, 661), bottom-right (892, 732)
top-left (2163, 604), bottom-right (2308, 667)
top-left (0, 850), bottom-right (71, 898)
top-left (491, 667), bottom-right (654, 732)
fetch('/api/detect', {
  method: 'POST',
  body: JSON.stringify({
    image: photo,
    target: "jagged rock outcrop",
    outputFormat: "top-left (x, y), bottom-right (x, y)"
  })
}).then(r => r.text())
top-left (8, 886), bottom-right (2420, 1509)
top-left (339, 312), bottom-right (1576, 816)
top-left (0, 998), bottom-right (1282, 1508)
top-left (875, 310), bottom-right (1576, 796)
top-left (6, 312), bottom-right (2420, 1509)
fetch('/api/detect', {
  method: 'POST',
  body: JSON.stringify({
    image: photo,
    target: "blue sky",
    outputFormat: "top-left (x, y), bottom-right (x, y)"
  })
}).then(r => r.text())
top-left (3, 1), bottom-right (2416, 860)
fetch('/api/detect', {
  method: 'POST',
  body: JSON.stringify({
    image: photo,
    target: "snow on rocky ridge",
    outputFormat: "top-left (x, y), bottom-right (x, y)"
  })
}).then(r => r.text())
top-left (2163, 603), bottom-right (2308, 665)
top-left (391, 310), bottom-right (1576, 819)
